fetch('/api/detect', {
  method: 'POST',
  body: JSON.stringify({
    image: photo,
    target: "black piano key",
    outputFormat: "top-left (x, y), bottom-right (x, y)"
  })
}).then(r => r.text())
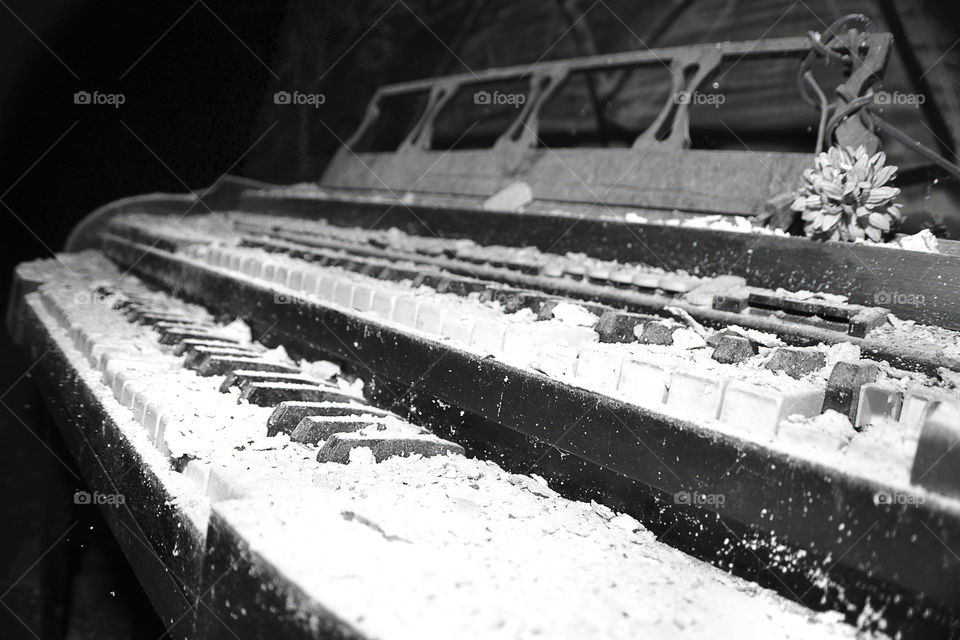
top-left (504, 256), bottom-right (542, 273)
top-left (173, 338), bottom-right (249, 356)
top-left (711, 335), bottom-right (758, 364)
top-left (290, 416), bottom-right (386, 445)
top-left (316, 433), bottom-right (464, 464)
top-left (121, 303), bottom-right (157, 317)
top-left (358, 263), bottom-right (385, 278)
top-left (183, 346), bottom-right (261, 368)
top-left (780, 298), bottom-right (820, 316)
top-left (157, 327), bottom-right (240, 346)
top-left (193, 356), bottom-right (299, 377)
top-left (823, 361), bottom-right (880, 421)
top-left (113, 297), bottom-right (151, 311)
top-left (596, 311), bottom-right (648, 343)
top-left (153, 320), bottom-right (213, 333)
top-left (241, 382), bottom-right (355, 407)
top-left (712, 291), bottom-right (750, 313)
top-left (133, 311), bottom-right (197, 325)
top-left (814, 302), bottom-right (858, 322)
top-left (219, 370), bottom-right (333, 393)
top-left (266, 401), bottom-right (380, 436)
top-left (412, 272), bottom-right (447, 288)
top-left (637, 322), bottom-right (675, 345)
top-left (747, 291), bottom-right (782, 310)
top-left (440, 280), bottom-right (487, 297)
top-left (797, 315), bottom-right (850, 333)
top-left (848, 307), bottom-right (890, 338)
top-left (764, 348), bottom-right (826, 379)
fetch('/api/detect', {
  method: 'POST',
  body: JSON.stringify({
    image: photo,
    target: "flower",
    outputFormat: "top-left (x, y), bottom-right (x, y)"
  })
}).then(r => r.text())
top-left (791, 145), bottom-right (903, 242)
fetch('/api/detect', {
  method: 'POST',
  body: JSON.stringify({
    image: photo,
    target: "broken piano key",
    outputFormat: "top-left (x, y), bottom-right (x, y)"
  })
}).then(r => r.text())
top-left (265, 400), bottom-right (387, 436)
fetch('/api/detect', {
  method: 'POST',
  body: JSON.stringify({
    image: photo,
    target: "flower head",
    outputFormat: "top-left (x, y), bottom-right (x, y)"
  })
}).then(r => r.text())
top-left (791, 145), bottom-right (903, 242)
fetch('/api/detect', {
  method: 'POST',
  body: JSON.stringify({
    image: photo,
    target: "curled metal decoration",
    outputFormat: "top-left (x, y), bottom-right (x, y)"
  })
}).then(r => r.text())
top-left (798, 13), bottom-right (960, 180)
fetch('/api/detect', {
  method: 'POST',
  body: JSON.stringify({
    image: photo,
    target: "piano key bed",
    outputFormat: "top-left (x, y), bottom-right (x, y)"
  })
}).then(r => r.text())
top-left (11, 203), bottom-right (960, 637)
top-left (7, 253), bottom-right (879, 639)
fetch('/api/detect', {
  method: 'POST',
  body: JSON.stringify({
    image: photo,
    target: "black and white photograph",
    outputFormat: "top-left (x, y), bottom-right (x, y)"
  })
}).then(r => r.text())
top-left (1, 1), bottom-right (960, 638)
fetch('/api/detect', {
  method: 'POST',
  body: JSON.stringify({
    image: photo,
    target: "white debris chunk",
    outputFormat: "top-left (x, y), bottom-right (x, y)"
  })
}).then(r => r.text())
top-left (896, 229), bottom-right (940, 253)
top-left (550, 302), bottom-right (596, 327)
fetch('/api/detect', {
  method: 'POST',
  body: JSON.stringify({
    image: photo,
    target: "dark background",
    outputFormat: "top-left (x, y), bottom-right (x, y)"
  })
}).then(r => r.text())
top-left (0, 1), bottom-right (958, 637)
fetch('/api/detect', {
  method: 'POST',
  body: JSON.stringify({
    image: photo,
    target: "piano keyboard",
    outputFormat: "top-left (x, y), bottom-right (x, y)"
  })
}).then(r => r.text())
top-left (8, 252), bottom-right (873, 639)
top-left (107, 211), bottom-right (958, 492)
top-left (7, 189), bottom-right (959, 638)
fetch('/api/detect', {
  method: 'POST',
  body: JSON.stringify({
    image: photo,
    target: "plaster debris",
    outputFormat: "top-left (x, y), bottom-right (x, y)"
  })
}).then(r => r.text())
top-left (894, 229), bottom-right (940, 253)
top-left (549, 301), bottom-right (597, 327)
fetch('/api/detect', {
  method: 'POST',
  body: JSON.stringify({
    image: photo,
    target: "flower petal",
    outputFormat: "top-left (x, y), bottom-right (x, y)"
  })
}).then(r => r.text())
top-left (823, 213), bottom-right (842, 229)
top-left (869, 212), bottom-right (891, 230)
top-left (873, 165), bottom-right (897, 185)
top-left (820, 181), bottom-right (842, 200)
top-left (869, 185), bottom-right (899, 202)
